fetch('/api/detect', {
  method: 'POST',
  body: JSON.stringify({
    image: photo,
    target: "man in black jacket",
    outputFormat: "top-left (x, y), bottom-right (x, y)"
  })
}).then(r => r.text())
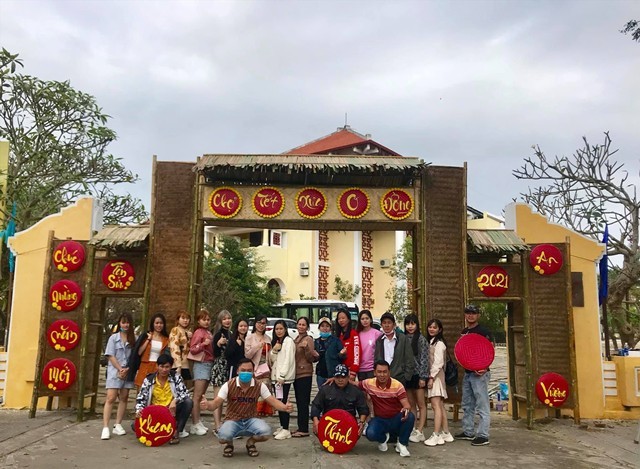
top-left (311, 364), bottom-right (369, 436)
top-left (374, 313), bottom-right (414, 385)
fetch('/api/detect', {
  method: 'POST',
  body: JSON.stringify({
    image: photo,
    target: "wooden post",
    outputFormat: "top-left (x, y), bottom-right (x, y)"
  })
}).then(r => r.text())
top-left (506, 300), bottom-right (519, 421)
top-left (90, 296), bottom-right (107, 414)
top-left (462, 162), bottom-right (469, 306)
top-left (188, 167), bottom-right (203, 316)
top-left (29, 230), bottom-right (55, 418)
top-left (76, 243), bottom-right (95, 422)
top-left (415, 173), bottom-right (426, 329)
top-left (565, 239), bottom-right (580, 424)
top-left (142, 155), bottom-right (158, 329)
top-left (521, 248), bottom-right (535, 429)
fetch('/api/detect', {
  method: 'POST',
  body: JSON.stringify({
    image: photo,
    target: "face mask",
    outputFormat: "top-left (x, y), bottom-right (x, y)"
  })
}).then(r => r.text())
top-left (238, 371), bottom-right (253, 383)
top-left (319, 332), bottom-right (331, 339)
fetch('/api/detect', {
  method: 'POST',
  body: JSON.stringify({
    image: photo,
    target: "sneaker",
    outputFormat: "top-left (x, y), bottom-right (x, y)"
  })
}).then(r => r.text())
top-left (212, 429), bottom-right (219, 438)
top-left (274, 429), bottom-right (292, 440)
top-left (440, 431), bottom-right (454, 443)
top-left (424, 432), bottom-right (444, 446)
top-left (101, 427), bottom-right (110, 440)
top-left (377, 433), bottom-right (390, 452)
top-left (454, 431), bottom-right (474, 440)
top-left (395, 442), bottom-right (411, 457)
top-left (409, 429), bottom-right (425, 443)
top-left (273, 426), bottom-right (283, 436)
top-left (471, 436), bottom-right (490, 446)
top-left (112, 424), bottom-right (126, 436)
top-left (179, 430), bottom-right (190, 438)
top-left (190, 422), bottom-right (208, 436)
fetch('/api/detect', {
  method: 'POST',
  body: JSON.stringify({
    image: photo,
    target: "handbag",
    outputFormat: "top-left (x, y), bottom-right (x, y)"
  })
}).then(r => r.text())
top-left (445, 351), bottom-right (459, 387)
top-left (187, 348), bottom-right (205, 362)
top-left (254, 343), bottom-right (270, 379)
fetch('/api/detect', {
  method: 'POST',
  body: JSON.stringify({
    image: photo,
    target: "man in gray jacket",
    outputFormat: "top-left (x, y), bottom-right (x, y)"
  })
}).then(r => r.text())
top-left (374, 312), bottom-right (414, 386)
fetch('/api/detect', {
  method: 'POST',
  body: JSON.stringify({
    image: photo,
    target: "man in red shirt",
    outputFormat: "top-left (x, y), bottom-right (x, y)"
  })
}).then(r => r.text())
top-left (360, 360), bottom-right (414, 457)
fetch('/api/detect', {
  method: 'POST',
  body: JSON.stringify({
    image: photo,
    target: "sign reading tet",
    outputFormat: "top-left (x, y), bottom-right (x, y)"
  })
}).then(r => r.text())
top-left (102, 260), bottom-right (135, 291)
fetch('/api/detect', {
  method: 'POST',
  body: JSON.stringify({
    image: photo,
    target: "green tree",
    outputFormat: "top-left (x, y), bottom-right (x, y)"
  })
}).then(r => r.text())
top-left (513, 133), bottom-right (639, 346)
top-left (480, 302), bottom-right (508, 344)
top-left (201, 236), bottom-right (279, 320)
top-left (332, 274), bottom-right (361, 302)
top-left (385, 235), bottom-right (413, 321)
top-left (0, 49), bottom-right (146, 229)
top-left (621, 20), bottom-right (640, 42)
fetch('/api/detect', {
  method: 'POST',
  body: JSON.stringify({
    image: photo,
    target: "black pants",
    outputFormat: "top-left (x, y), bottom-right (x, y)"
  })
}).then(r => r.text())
top-left (176, 398), bottom-right (194, 433)
top-left (293, 376), bottom-right (312, 433)
top-left (277, 383), bottom-right (292, 429)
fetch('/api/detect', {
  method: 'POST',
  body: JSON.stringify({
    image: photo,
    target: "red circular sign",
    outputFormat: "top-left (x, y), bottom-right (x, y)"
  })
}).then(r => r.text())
top-left (454, 334), bottom-right (495, 371)
top-left (380, 189), bottom-right (414, 220)
top-left (135, 405), bottom-right (177, 447)
top-left (52, 240), bottom-right (85, 273)
top-left (295, 187), bottom-right (327, 219)
top-left (529, 244), bottom-right (563, 275)
top-left (208, 187), bottom-right (242, 218)
top-left (536, 372), bottom-right (569, 407)
top-left (476, 266), bottom-right (510, 297)
top-left (317, 408), bottom-right (359, 454)
top-left (46, 319), bottom-right (81, 352)
top-left (42, 358), bottom-right (77, 391)
top-left (49, 280), bottom-right (82, 312)
top-left (252, 187), bottom-right (285, 218)
top-left (337, 188), bottom-right (370, 219)
top-left (102, 260), bottom-right (135, 291)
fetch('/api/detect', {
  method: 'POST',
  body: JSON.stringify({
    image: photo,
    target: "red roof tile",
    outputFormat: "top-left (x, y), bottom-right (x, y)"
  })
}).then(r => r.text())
top-left (283, 126), bottom-right (400, 156)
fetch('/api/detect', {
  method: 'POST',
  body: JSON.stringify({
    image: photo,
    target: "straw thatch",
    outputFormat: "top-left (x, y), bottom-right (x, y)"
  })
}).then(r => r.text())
top-left (467, 229), bottom-right (528, 254)
top-left (90, 225), bottom-right (149, 250)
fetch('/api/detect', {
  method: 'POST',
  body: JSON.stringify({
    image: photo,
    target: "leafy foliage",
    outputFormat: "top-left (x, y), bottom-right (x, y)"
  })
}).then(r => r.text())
top-left (480, 302), bottom-right (508, 344)
top-left (201, 236), bottom-right (279, 321)
top-left (332, 274), bottom-right (361, 302)
top-left (385, 235), bottom-right (413, 320)
top-left (0, 49), bottom-right (146, 229)
top-left (620, 20), bottom-right (640, 42)
top-left (513, 133), bottom-right (640, 345)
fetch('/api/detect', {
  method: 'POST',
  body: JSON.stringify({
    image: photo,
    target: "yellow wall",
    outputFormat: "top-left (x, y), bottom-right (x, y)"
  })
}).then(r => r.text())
top-left (3, 197), bottom-right (100, 409)
top-left (504, 203), bottom-right (605, 418)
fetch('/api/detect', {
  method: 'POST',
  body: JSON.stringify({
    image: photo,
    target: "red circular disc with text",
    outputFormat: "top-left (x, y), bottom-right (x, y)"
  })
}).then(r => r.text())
top-left (208, 187), bottom-right (242, 218)
top-left (252, 187), bottom-right (285, 218)
top-left (529, 244), bottom-right (563, 275)
top-left (317, 408), bottom-right (359, 454)
top-left (337, 188), bottom-right (370, 219)
top-left (52, 240), bottom-right (86, 273)
top-left (535, 372), bottom-right (569, 407)
top-left (42, 358), bottom-right (77, 391)
top-left (46, 319), bottom-right (81, 352)
top-left (295, 187), bottom-right (327, 219)
top-left (380, 189), bottom-right (414, 220)
top-left (476, 265), bottom-right (510, 297)
top-left (102, 260), bottom-right (135, 291)
top-left (49, 279), bottom-right (83, 312)
top-left (135, 405), bottom-right (177, 447)
top-left (454, 334), bottom-right (495, 371)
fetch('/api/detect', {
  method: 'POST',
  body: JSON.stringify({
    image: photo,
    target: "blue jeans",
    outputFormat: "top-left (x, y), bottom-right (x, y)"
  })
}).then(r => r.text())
top-left (316, 376), bottom-right (328, 388)
top-left (218, 417), bottom-right (271, 442)
top-left (461, 371), bottom-right (491, 439)
top-left (365, 412), bottom-right (415, 446)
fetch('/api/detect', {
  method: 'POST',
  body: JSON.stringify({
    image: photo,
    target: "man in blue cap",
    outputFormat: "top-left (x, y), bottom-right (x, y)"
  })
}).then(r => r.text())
top-left (311, 364), bottom-right (369, 436)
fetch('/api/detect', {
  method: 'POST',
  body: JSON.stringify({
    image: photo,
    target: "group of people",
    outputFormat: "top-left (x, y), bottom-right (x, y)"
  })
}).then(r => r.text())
top-left (101, 304), bottom-right (492, 456)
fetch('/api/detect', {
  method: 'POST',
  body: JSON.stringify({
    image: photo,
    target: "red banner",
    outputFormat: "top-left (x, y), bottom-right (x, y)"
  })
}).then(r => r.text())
top-left (337, 188), bottom-right (370, 219)
top-left (49, 280), bottom-right (83, 312)
top-left (476, 266), bottom-right (510, 297)
top-left (46, 319), bottom-right (80, 352)
top-left (536, 372), bottom-right (569, 407)
top-left (380, 189), bottom-right (414, 220)
top-left (52, 240), bottom-right (86, 273)
top-left (252, 187), bottom-right (285, 218)
top-left (295, 187), bottom-right (327, 219)
top-left (317, 408), bottom-right (359, 454)
top-left (42, 358), bottom-right (77, 391)
top-left (102, 260), bottom-right (135, 291)
top-left (135, 405), bottom-right (176, 446)
top-left (208, 187), bottom-right (242, 218)
top-left (530, 244), bottom-right (563, 275)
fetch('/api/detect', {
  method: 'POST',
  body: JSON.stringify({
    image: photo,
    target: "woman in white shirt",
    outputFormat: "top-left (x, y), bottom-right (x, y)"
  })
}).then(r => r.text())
top-left (424, 318), bottom-right (453, 447)
top-left (269, 320), bottom-right (295, 440)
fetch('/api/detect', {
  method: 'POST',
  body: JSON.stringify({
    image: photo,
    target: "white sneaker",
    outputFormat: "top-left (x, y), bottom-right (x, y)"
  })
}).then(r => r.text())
top-left (377, 433), bottom-right (390, 452)
top-left (273, 426), bottom-right (283, 436)
top-left (274, 429), bottom-right (291, 440)
top-left (395, 442), bottom-right (411, 457)
top-left (190, 422), bottom-right (208, 436)
top-left (179, 430), bottom-right (190, 438)
top-left (101, 427), bottom-right (110, 440)
top-left (440, 431), bottom-right (454, 443)
top-left (424, 432), bottom-right (444, 446)
top-left (409, 429), bottom-right (425, 443)
top-left (112, 424), bottom-right (126, 436)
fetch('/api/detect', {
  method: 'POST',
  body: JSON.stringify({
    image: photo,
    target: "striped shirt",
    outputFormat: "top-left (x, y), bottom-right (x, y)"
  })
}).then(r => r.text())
top-left (359, 377), bottom-right (407, 419)
top-left (218, 377), bottom-right (271, 421)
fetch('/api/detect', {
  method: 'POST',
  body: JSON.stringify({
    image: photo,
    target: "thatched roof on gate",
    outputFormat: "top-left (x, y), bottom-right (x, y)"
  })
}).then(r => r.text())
top-left (90, 225), bottom-right (150, 250)
top-left (467, 229), bottom-right (528, 254)
top-left (193, 154), bottom-right (427, 186)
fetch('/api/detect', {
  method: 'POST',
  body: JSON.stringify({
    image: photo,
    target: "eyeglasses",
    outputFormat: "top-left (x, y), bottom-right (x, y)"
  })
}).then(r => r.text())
top-left (257, 322), bottom-right (267, 326)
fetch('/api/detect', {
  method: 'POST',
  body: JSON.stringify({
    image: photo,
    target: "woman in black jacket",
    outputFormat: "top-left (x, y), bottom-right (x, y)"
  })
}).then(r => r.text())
top-left (225, 318), bottom-right (249, 378)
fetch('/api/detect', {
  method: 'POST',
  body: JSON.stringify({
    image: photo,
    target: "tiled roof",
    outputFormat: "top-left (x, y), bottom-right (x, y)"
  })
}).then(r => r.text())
top-left (283, 126), bottom-right (400, 156)
top-left (467, 229), bottom-right (528, 254)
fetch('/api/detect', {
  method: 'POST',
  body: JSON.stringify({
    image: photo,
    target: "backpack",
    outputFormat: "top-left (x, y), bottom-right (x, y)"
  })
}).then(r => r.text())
top-left (444, 351), bottom-right (458, 387)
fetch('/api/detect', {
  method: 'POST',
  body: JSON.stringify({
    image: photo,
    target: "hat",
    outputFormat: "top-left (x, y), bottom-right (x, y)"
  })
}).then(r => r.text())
top-left (380, 312), bottom-right (396, 323)
top-left (464, 304), bottom-right (481, 314)
top-left (333, 364), bottom-right (349, 377)
top-left (318, 317), bottom-right (332, 327)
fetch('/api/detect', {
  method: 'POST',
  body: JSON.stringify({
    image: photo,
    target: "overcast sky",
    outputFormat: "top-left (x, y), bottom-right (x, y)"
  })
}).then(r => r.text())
top-left (1, 0), bottom-right (638, 217)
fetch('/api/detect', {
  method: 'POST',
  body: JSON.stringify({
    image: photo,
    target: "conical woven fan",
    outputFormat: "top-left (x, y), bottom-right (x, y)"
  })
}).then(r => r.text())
top-left (454, 334), bottom-right (495, 371)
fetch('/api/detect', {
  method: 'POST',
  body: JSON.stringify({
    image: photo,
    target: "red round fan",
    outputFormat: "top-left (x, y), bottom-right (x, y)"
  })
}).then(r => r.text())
top-left (454, 334), bottom-right (494, 371)
top-left (317, 408), bottom-right (359, 454)
top-left (134, 405), bottom-right (176, 447)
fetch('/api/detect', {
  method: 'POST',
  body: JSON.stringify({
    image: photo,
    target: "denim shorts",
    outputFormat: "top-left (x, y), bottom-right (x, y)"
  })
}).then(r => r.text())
top-left (193, 361), bottom-right (213, 380)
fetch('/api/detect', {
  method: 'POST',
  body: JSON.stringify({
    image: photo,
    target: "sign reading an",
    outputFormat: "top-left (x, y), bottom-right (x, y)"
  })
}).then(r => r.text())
top-left (208, 187), bottom-right (242, 218)
top-left (380, 189), bottom-right (414, 221)
top-left (102, 260), bottom-right (135, 291)
top-left (317, 408), bottom-right (359, 454)
top-left (536, 372), bottom-right (569, 407)
top-left (476, 265), bottom-right (510, 297)
top-left (337, 188), bottom-right (370, 219)
top-left (295, 187), bottom-right (327, 219)
top-left (530, 244), bottom-right (563, 276)
top-left (252, 187), bottom-right (285, 218)
top-left (42, 358), bottom-right (77, 391)
top-left (46, 319), bottom-right (81, 352)
top-left (49, 279), bottom-right (83, 312)
top-left (52, 240), bottom-right (86, 272)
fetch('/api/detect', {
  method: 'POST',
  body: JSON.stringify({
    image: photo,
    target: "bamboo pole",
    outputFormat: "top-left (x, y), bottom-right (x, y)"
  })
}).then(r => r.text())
top-left (142, 155), bottom-right (158, 329)
top-left (90, 296), bottom-right (107, 414)
top-left (506, 300), bottom-right (519, 421)
top-left (462, 162), bottom-right (469, 307)
top-left (414, 173), bottom-right (426, 329)
top-left (76, 243), bottom-right (95, 422)
top-left (521, 247), bottom-right (535, 429)
top-left (188, 165), bottom-right (203, 316)
top-left (565, 238), bottom-right (580, 424)
top-left (29, 230), bottom-right (55, 418)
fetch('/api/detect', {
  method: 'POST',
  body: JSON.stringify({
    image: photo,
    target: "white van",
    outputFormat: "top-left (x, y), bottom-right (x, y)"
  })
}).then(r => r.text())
top-left (272, 300), bottom-right (360, 339)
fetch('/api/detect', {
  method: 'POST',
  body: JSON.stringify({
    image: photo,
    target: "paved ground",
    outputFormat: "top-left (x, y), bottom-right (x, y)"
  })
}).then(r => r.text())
top-left (0, 408), bottom-right (637, 469)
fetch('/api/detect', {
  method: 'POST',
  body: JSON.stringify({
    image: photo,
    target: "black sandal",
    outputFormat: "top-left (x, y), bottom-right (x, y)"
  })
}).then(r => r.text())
top-left (169, 435), bottom-right (180, 445)
top-left (223, 443), bottom-right (234, 457)
top-left (246, 443), bottom-right (259, 457)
